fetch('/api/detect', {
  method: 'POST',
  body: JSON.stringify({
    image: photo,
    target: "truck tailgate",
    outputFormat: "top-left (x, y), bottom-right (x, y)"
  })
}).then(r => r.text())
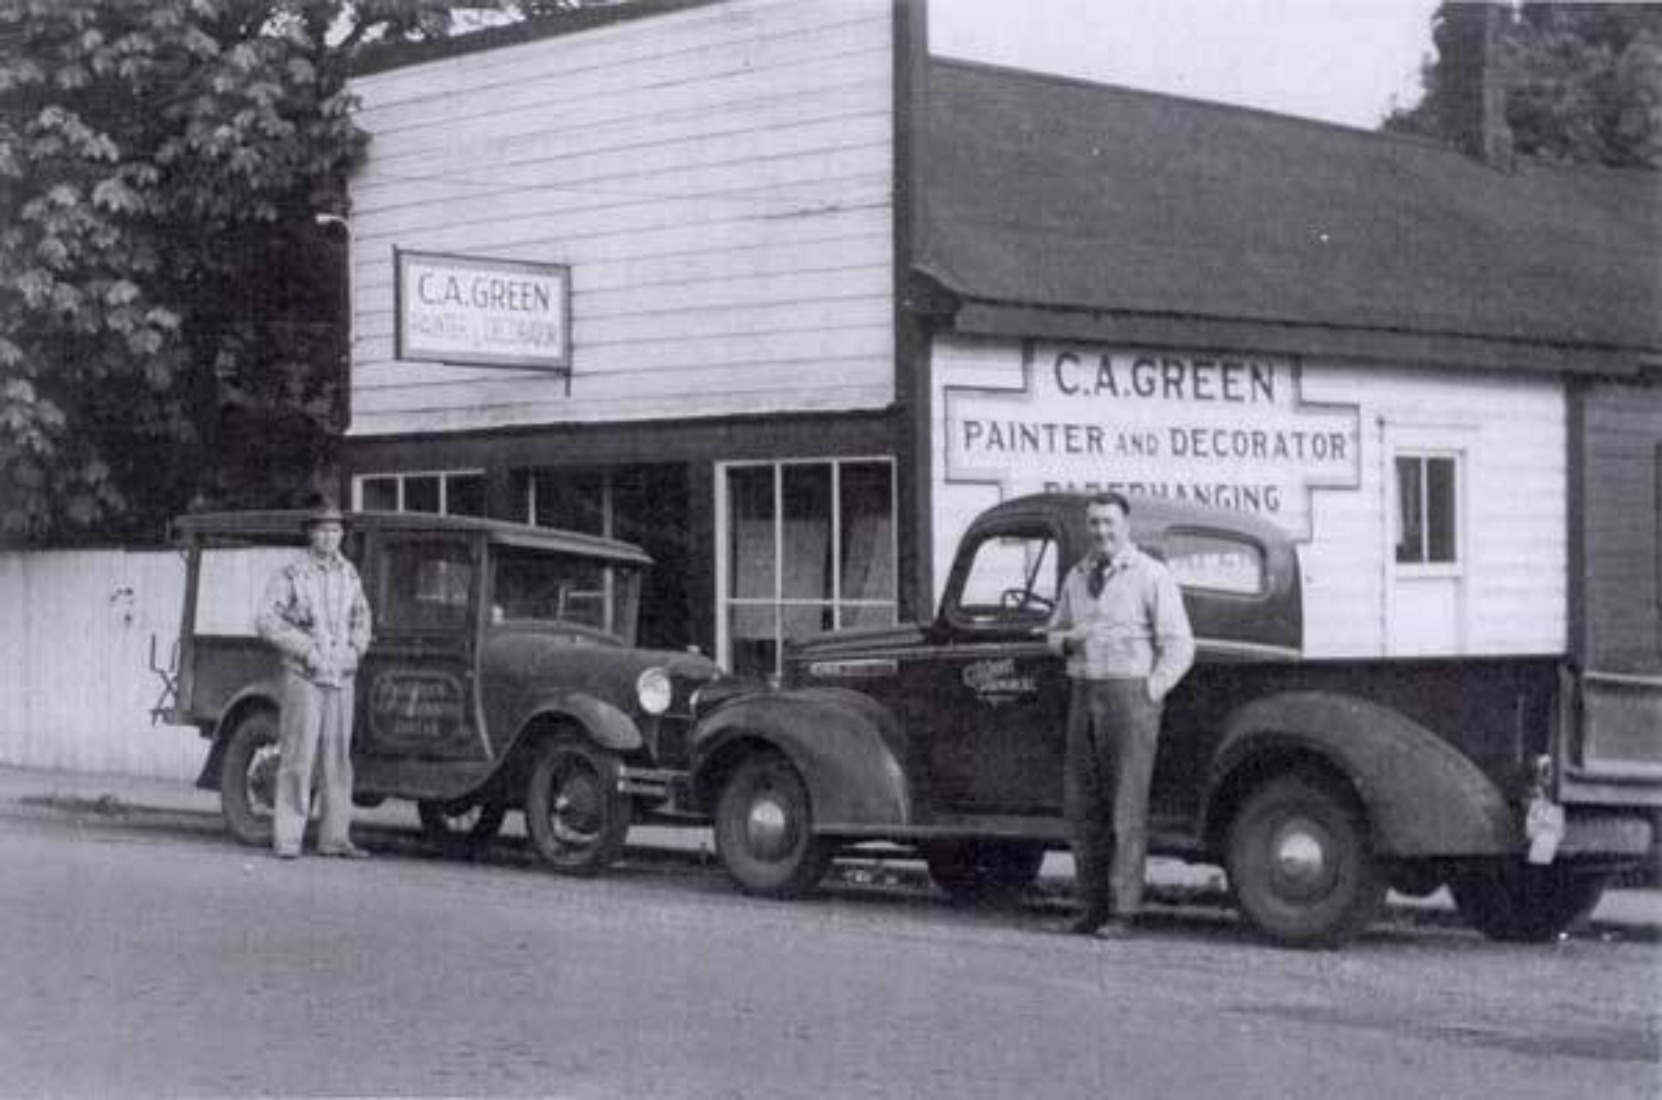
top-left (1561, 669), bottom-right (1662, 805)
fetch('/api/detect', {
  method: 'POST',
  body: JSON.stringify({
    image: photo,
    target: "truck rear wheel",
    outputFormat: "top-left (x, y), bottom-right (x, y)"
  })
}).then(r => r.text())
top-left (524, 737), bottom-right (631, 876)
top-left (1226, 774), bottom-right (1385, 948)
top-left (1448, 862), bottom-right (1608, 942)
top-left (221, 709), bottom-right (281, 847)
top-left (714, 752), bottom-right (831, 898)
top-left (924, 842), bottom-right (1044, 905)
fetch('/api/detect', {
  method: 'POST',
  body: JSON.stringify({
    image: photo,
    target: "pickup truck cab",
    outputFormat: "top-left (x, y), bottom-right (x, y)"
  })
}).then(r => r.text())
top-left (165, 510), bottom-right (718, 873)
top-left (688, 492), bottom-right (1661, 946)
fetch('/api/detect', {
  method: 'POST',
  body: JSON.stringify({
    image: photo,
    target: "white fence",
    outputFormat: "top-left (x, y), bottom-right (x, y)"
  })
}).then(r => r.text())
top-left (0, 547), bottom-right (285, 781)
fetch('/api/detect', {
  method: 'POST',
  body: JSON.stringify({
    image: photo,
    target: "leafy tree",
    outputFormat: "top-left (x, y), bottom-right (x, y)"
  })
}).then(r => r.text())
top-left (0, 0), bottom-right (493, 545)
top-left (1385, 3), bottom-right (1662, 169)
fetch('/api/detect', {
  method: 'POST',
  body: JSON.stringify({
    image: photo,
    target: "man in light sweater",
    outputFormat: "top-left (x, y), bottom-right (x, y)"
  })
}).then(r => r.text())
top-left (1045, 492), bottom-right (1194, 937)
top-left (256, 496), bottom-right (373, 860)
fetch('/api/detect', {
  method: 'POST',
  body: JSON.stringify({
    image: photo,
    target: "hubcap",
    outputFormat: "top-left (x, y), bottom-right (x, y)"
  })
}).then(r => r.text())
top-left (551, 766), bottom-right (602, 845)
top-left (246, 744), bottom-right (279, 817)
top-left (745, 794), bottom-right (792, 860)
top-left (1270, 820), bottom-right (1334, 900)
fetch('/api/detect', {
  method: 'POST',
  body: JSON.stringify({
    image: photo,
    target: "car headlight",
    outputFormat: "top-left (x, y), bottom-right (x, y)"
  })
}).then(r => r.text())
top-left (636, 668), bottom-right (673, 716)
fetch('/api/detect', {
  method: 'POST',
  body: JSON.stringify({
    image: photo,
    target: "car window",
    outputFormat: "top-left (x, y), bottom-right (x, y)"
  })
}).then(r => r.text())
top-left (491, 548), bottom-right (640, 642)
top-left (955, 530), bottom-right (1058, 623)
top-left (1164, 529), bottom-right (1266, 596)
top-left (380, 539), bottom-right (475, 632)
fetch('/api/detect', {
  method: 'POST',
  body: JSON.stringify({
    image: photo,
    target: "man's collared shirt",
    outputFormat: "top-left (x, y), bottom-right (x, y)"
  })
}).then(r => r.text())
top-left (1045, 544), bottom-right (1195, 700)
top-left (256, 550), bottom-right (373, 688)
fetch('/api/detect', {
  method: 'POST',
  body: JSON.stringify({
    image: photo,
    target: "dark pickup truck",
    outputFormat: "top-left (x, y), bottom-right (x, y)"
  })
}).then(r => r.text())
top-left (687, 492), bottom-right (1661, 947)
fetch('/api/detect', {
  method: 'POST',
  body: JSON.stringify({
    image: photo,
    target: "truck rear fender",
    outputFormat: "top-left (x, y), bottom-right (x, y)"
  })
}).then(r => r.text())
top-left (690, 688), bottom-right (912, 831)
top-left (1204, 692), bottom-right (1516, 858)
top-left (194, 680), bottom-right (284, 792)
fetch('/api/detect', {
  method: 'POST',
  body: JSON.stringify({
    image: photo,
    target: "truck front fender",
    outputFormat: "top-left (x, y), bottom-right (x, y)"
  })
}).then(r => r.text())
top-left (194, 680), bottom-right (284, 791)
top-left (1205, 692), bottom-right (1516, 858)
top-left (514, 692), bottom-right (644, 755)
top-left (690, 687), bottom-right (912, 832)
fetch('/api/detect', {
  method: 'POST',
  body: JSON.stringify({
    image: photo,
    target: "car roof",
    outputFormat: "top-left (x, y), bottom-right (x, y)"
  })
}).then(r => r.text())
top-left (169, 510), bottom-right (653, 565)
top-left (972, 492), bottom-right (1293, 547)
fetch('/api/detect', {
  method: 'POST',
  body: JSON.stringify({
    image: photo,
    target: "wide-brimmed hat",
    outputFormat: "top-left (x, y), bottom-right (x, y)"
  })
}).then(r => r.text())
top-left (302, 493), bottom-right (346, 528)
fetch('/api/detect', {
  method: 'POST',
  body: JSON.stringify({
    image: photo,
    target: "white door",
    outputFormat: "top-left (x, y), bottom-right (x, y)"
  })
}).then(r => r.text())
top-left (1385, 429), bottom-right (1469, 656)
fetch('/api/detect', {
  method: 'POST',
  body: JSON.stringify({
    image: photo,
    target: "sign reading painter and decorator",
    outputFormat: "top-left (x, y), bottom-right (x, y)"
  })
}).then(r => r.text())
top-left (395, 250), bottom-right (570, 371)
top-left (944, 345), bottom-right (1361, 539)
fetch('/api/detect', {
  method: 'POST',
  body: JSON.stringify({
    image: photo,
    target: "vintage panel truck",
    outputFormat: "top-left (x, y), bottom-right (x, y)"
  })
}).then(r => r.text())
top-left (686, 492), bottom-right (1661, 947)
top-left (163, 510), bottom-right (719, 873)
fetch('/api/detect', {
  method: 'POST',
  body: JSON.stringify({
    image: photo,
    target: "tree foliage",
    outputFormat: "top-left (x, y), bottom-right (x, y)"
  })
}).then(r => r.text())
top-left (0, 0), bottom-right (493, 545)
top-left (1386, 3), bottom-right (1662, 169)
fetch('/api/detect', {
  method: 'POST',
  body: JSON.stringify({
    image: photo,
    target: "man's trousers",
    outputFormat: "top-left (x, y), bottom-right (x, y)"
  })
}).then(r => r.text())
top-left (1063, 677), bottom-right (1162, 920)
top-left (273, 671), bottom-right (356, 854)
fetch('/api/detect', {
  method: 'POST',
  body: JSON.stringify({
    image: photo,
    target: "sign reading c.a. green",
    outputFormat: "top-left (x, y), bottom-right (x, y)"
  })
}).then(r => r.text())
top-left (395, 249), bottom-right (570, 371)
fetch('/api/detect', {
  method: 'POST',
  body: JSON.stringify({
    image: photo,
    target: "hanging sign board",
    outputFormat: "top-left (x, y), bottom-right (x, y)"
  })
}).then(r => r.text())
top-left (944, 344), bottom-right (1362, 539)
top-left (395, 249), bottom-right (571, 371)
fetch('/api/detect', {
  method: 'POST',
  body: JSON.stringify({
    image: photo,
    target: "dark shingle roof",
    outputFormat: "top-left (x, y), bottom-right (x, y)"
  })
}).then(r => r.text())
top-left (917, 58), bottom-right (1662, 368)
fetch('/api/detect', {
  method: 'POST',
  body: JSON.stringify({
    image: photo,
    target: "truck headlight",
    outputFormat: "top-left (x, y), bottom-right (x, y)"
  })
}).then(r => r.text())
top-left (636, 668), bottom-right (673, 716)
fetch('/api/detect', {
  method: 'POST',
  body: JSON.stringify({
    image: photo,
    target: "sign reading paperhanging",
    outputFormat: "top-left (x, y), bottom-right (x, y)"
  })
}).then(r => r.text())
top-left (944, 344), bottom-right (1362, 539)
top-left (395, 249), bottom-right (571, 371)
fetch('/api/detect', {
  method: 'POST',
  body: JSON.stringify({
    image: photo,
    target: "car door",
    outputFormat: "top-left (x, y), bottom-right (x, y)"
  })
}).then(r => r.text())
top-left (927, 523), bottom-right (1070, 815)
top-left (357, 532), bottom-right (487, 762)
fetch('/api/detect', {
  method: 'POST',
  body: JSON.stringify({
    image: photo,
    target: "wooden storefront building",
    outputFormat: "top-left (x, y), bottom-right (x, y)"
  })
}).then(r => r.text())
top-left (343, 0), bottom-right (1661, 679)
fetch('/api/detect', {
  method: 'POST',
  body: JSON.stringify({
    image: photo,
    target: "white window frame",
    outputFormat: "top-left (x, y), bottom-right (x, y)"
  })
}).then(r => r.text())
top-left (714, 456), bottom-right (898, 675)
top-left (353, 469), bottom-right (487, 516)
top-left (1390, 449), bottom-right (1466, 579)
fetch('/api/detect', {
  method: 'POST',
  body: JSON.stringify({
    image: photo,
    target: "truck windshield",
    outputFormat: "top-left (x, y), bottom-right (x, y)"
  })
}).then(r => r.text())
top-left (490, 548), bottom-right (640, 643)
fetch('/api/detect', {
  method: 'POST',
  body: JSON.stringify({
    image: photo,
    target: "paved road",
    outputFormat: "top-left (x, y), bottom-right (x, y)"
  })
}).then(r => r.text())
top-left (1, 808), bottom-right (1656, 1099)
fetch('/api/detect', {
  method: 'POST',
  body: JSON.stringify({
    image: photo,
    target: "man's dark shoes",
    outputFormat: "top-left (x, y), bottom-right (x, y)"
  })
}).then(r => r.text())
top-left (1094, 918), bottom-right (1135, 940)
top-left (1053, 908), bottom-right (1110, 936)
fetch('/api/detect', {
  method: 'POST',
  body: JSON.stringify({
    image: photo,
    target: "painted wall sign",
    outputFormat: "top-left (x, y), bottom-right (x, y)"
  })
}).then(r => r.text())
top-left (395, 249), bottom-right (571, 371)
top-left (944, 344), bottom-right (1362, 538)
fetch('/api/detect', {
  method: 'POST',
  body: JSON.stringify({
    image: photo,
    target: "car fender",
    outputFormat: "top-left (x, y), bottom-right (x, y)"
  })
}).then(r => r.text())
top-left (194, 679), bottom-right (285, 792)
top-left (512, 691), bottom-right (644, 755)
top-left (1204, 691), bottom-right (1516, 857)
top-left (690, 687), bottom-right (912, 832)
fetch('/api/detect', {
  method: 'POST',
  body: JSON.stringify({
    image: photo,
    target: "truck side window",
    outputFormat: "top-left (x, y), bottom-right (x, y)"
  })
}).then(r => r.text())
top-left (956, 531), bottom-right (1058, 622)
top-left (381, 540), bottom-right (474, 632)
top-left (1165, 530), bottom-right (1266, 596)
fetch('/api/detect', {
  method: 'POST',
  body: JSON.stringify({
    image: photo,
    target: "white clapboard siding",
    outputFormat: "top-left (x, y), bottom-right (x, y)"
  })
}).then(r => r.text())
top-left (0, 548), bottom-right (290, 781)
top-left (928, 335), bottom-right (1568, 660)
top-left (347, 0), bottom-right (896, 437)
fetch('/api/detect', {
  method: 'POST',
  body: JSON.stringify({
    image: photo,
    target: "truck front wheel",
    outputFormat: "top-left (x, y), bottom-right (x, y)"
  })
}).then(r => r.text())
top-left (714, 752), bottom-right (832, 898)
top-left (1226, 774), bottom-right (1385, 948)
top-left (1448, 861), bottom-right (1608, 942)
top-left (524, 738), bottom-right (631, 876)
top-left (221, 709), bottom-right (281, 847)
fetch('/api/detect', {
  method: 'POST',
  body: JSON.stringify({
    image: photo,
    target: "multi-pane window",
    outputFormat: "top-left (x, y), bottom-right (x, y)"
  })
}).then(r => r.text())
top-left (1394, 454), bottom-right (1460, 565)
top-left (721, 459), bottom-right (896, 677)
top-left (355, 471), bottom-right (487, 517)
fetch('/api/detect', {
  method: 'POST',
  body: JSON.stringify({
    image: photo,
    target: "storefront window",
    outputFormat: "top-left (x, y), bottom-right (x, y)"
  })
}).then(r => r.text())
top-left (525, 465), bottom-right (694, 652)
top-left (720, 459), bottom-right (897, 677)
top-left (353, 471), bottom-right (486, 518)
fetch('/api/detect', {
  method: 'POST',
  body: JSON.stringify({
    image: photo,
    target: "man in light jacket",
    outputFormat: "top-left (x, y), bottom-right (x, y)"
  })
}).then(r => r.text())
top-left (1046, 492), bottom-right (1194, 937)
top-left (256, 495), bottom-right (373, 859)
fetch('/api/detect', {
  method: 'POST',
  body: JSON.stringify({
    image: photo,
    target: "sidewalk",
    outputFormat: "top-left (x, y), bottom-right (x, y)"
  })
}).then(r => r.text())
top-left (2, 764), bottom-right (1656, 937)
